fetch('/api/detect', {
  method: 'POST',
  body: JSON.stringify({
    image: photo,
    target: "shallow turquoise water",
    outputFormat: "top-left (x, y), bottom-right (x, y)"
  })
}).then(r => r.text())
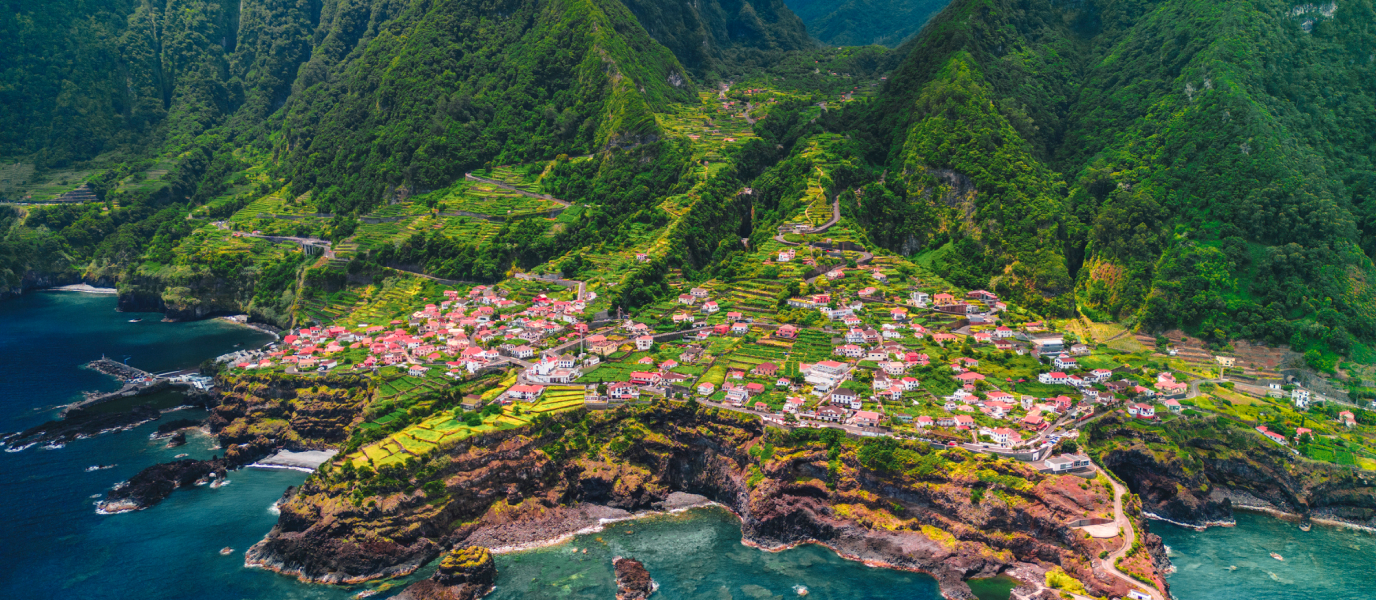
top-left (1155, 512), bottom-right (1376, 599)
top-left (485, 506), bottom-right (943, 600)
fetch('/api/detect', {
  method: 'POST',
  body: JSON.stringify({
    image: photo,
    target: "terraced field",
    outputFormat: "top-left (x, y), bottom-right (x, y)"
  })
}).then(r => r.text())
top-left (349, 388), bottom-right (587, 469)
top-left (296, 289), bottom-right (366, 326)
top-left (791, 329), bottom-right (836, 362)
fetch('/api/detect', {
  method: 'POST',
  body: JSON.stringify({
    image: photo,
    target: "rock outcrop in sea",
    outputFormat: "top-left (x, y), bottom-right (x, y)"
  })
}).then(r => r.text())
top-left (395, 546), bottom-right (496, 600)
top-left (98, 457), bottom-right (230, 513)
top-left (613, 557), bottom-right (655, 600)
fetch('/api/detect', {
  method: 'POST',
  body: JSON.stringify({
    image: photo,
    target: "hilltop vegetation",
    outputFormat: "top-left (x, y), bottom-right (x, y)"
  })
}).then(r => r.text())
top-left (834, 0), bottom-right (1376, 355)
top-left (7, 0), bottom-right (1376, 364)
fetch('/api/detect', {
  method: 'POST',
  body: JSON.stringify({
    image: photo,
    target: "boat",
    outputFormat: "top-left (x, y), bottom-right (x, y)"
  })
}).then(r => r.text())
top-left (219, 547), bottom-right (234, 555)
top-left (1299, 522), bottom-right (1312, 532)
top-left (174, 453), bottom-right (189, 459)
top-left (85, 464), bottom-right (116, 472)
top-left (1271, 552), bottom-right (1284, 561)
top-left (128, 318), bottom-right (142, 323)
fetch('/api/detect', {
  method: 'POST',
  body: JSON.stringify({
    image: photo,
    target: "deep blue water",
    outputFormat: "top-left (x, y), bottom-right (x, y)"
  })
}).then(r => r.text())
top-left (4, 293), bottom-right (1364, 600)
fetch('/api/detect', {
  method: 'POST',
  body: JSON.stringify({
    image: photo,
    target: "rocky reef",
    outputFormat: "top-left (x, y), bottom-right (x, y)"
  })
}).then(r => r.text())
top-left (1088, 414), bottom-right (1376, 528)
top-left (613, 557), bottom-right (655, 600)
top-left (98, 457), bottom-right (231, 513)
top-left (395, 546), bottom-right (496, 600)
top-left (245, 401), bottom-right (1152, 598)
top-left (96, 372), bottom-right (373, 512)
top-left (1, 404), bottom-right (163, 451)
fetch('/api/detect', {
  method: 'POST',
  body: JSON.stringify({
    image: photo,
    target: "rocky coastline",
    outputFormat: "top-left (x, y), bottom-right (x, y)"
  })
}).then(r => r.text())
top-left (242, 402), bottom-right (1158, 599)
top-left (2, 404), bottom-right (164, 452)
top-left (1090, 414), bottom-right (1376, 531)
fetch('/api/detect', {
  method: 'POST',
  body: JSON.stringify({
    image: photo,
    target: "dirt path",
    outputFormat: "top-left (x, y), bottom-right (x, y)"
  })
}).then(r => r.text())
top-left (464, 173), bottom-right (570, 207)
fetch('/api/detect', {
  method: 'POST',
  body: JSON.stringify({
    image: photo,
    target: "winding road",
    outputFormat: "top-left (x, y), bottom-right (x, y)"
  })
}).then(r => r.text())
top-left (1096, 464), bottom-right (1168, 600)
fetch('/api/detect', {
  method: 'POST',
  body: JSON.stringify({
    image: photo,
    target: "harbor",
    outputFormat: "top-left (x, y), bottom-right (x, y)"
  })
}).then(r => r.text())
top-left (65, 357), bottom-right (216, 415)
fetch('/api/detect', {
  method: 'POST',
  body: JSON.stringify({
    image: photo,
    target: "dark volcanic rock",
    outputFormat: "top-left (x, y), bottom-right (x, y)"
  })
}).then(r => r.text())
top-left (98, 458), bottom-right (230, 513)
top-left (1093, 414), bottom-right (1376, 527)
top-left (2, 404), bottom-right (162, 450)
top-left (395, 546), bottom-right (496, 600)
top-left (614, 557), bottom-right (655, 600)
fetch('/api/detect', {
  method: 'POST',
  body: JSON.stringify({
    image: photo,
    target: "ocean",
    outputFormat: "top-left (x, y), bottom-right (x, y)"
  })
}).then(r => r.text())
top-left (1, 292), bottom-right (1366, 600)
top-left (1155, 512), bottom-right (1376, 600)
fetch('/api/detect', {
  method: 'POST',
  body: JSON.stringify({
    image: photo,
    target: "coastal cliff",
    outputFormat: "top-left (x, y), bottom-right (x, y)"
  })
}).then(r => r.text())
top-left (1088, 414), bottom-right (1376, 528)
top-left (395, 546), bottom-right (497, 600)
top-left (245, 401), bottom-right (1156, 599)
top-left (96, 372), bottom-right (373, 512)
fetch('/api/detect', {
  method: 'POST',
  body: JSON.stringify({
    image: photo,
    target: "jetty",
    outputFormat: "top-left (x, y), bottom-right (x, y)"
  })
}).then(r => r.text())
top-left (66, 358), bottom-right (214, 414)
top-left (88, 357), bottom-right (156, 383)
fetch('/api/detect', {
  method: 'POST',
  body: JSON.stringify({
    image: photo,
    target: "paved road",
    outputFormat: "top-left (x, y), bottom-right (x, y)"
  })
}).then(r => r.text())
top-left (1096, 464), bottom-right (1168, 600)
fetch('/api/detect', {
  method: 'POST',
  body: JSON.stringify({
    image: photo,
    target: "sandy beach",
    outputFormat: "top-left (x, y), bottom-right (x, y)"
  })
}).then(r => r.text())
top-left (45, 284), bottom-right (118, 294)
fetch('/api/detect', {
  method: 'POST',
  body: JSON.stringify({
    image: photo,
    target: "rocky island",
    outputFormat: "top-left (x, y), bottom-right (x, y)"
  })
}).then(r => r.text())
top-left (613, 557), bottom-right (656, 600)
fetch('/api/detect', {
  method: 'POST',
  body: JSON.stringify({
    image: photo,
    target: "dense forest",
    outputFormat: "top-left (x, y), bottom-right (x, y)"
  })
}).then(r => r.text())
top-left (4, 0), bottom-right (1376, 360)
top-left (836, 0), bottom-right (1376, 353)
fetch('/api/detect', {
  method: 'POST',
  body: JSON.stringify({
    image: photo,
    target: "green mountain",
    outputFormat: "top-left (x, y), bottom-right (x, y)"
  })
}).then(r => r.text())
top-left (621, 0), bottom-right (814, 78)
top-left (784, 0), bottom-right (948, 46)
top-left (849, 0), bottom-right (1376, 354)
top-left (272, 0), bottom-right (696, 214)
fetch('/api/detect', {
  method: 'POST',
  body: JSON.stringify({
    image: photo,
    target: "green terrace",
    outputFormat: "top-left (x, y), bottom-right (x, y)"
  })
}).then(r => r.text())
top-left (350, 385), bottom-right (588, 470)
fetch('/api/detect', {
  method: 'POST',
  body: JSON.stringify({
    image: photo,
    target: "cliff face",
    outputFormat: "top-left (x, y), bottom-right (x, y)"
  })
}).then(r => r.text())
top-left (246, 402), bottom-right (1153, 598)
top-left (1091, 415), bottom-right (1376, 527)
top-left (117, 268), bottom-right (263, 322)
top-left (207, 372), bottom-right (373, 455)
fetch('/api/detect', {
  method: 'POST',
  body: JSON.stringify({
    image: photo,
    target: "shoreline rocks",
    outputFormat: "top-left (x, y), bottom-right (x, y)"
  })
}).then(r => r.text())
top-left (244, 403), bottom-right (1142, 599)
top-left (395, 546), bottom-right (496, 600)
top-left (98, 457), bottom-right (231, 513)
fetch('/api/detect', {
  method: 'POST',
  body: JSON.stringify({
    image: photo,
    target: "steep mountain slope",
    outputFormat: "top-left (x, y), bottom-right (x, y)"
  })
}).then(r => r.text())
top-left (784, 0), bottom-right (949, 46)
top-left (621, 0), bottom-right (814, 77)
top-left (0, 0), bottom-right (316, 168)
top-left (272, 0), bottom-right (696, 214)
top-left (854, 0), bottom-right (1376, 345)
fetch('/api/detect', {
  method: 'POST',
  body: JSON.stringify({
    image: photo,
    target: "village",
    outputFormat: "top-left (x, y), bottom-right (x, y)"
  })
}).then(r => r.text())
top-left (223, 253), bottom-right (1364, 474)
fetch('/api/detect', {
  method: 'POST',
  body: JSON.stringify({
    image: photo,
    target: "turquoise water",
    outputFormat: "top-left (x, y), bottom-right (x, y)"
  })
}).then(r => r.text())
top-left (1156, 512), bottom-right (1376, 599)
top-left (485, 506), bottom-right (942, 600)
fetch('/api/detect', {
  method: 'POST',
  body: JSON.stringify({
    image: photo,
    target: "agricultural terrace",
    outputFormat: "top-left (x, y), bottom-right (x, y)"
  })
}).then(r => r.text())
top-left (350, 385), bottom-right (585, 470)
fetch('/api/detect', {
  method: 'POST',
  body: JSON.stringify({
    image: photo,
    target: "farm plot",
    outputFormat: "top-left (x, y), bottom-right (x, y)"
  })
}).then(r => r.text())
top-left (791, 330), bottom-right (836, 362)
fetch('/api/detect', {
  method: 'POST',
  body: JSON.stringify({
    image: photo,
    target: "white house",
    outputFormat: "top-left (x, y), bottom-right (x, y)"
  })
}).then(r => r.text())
top-left (1038, 371), bottom-right (1069, 385)
top-left (1291, 388), bottom-right (1311, 408)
